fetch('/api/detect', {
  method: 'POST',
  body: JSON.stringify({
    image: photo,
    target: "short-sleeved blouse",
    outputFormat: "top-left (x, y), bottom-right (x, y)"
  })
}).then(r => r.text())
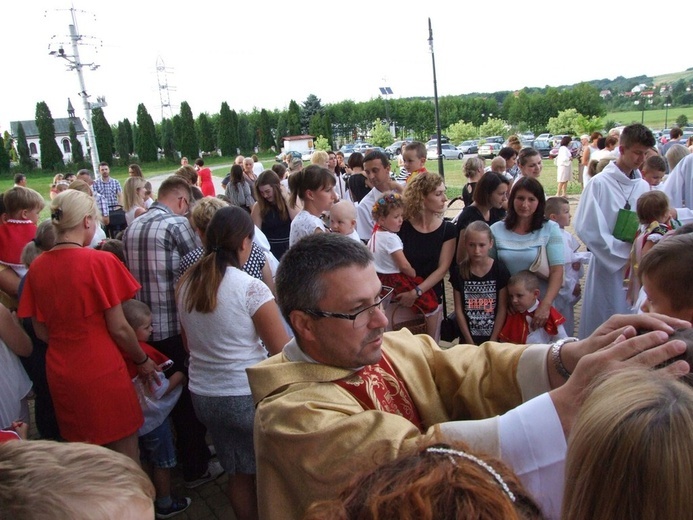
top-left (398, 219), bottom-right (456, 299)
top-left (290, 210), bottom-right (326, 246)
top-left (490, 220), bottom-right (565, 276)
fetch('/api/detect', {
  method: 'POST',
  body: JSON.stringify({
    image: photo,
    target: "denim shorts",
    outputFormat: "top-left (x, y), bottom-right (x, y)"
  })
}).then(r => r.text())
top-left (191, 393), bottom-right (256, 474)
top-left (139, 418), bottom-right (177, 469)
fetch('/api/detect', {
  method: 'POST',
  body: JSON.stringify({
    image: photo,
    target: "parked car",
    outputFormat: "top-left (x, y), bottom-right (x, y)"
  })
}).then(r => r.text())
top-left (532, 139), bottom-right (553, 158)
top-left (536, 133), bottom-right (553, 142)
top-left (384, 140), bottom-right (413, 158)
top-left (339, 144), bottom-right (355, 160)
top-left (481, 136), bottom-right (505, 145)
top-left (275, 150), bottom-right (302, 162)
top-left (352, 143), bottom-right (373, 154)
top-left (478, 143), bottom-right (502, 159)
top-left (457, 140), bottom-right (479, 154)
top-left (427, 143), bottom-right (464, 160)
top-left (301, 150), bottom-right (315, 161)
top-left (425, 137), bottom-right (450, 148)
top-left (549, 140), bottom-right (582, 160)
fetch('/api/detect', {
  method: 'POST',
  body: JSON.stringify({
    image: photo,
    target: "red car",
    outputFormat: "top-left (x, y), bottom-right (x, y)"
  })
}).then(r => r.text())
top-left (549, 140), bottom-right (581, 160)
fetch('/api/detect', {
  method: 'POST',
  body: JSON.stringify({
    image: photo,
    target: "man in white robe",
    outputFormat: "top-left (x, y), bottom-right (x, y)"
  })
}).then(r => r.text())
top-left (661, 153), bottom-right (693, 225)
top-left (574, 124), bottom-right (654, 338)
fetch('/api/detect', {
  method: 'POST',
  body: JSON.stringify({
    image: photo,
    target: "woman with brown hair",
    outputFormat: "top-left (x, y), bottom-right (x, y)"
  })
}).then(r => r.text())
top-left (177, 206), bottom-right (288, 520)
top-left (305, 441), bottom-right (544, 520)
top-left (251, 170), bottom-right (298, 260)
top-left (397, 173), bottom-right (456, 340)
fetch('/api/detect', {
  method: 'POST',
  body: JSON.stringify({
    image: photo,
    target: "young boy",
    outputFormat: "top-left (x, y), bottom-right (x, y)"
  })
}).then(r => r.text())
top-left (329, 200), bottom-right (360, 242)
top-left (499, 270), bottom-right (568, 344)
top-left (0, 187), bottom-right (45, 278)
top-left (641, 154), bottom-right (667, 188)
top-left (121, 299), bottom-right (192, 519)
top-left (401, 141), bottom-right (429, 184)
top-left (545, 197), bottom-right (591, 336)
top-left (639, 233), bottom-right (693, 322)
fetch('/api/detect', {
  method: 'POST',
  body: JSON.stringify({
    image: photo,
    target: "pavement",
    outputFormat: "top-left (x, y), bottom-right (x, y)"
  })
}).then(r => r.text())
top-left (24, 189), bottom-right (586, 520)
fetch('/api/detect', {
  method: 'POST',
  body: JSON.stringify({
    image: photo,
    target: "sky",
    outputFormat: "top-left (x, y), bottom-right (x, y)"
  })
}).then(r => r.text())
top-left (2, 0), bottom-right (691, 135)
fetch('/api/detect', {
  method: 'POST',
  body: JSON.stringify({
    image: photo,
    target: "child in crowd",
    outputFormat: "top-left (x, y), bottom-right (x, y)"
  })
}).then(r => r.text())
top-left (490, 156), bottom-right (506, 175)
top-left (0, 187), bottom-right (45, 278)
top-left (329, 200), bottom-right (360, 242)
top-left (641, 154), bottom-right (667, 188)
top-left (450, 221), bottom-right (510, 345)
top-left (639, 233), bottom-right (693, 323)
top-left (499, 270), bottom-right (567, 344)
top-left (368, 191), bottom-right (438, 337)
top-left (624, 190), bottom-right (679, 309)
top-left (49, 174), bottom-right (64, 200)
top-left (94, 238), bottom-right (126, 263)
top-left (0, 440), bottom-right (156, 518)
top-left (121, 299), bottom-right (191, 519)
top-left (545, 197), bottom-right (590, 336)
top-left (401, 141), bottom-right (428, 184)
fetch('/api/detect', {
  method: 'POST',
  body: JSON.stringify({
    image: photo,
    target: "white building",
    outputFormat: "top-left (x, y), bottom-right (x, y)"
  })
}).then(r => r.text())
top-left (10, 99), bottom-right (89, 166)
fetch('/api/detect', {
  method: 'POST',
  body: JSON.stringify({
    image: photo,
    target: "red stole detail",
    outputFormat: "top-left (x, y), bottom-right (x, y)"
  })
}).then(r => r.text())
top-left (335, 353), bottom-right (423, 432)
top-left (499, 305), bottom-right (565, 343)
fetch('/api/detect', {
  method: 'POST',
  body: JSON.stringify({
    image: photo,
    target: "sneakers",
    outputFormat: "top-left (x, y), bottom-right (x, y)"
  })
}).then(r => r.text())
top-left (155, 497), bottom-right (191, 519)
top-left (184, 460), bottom-right (224, 489)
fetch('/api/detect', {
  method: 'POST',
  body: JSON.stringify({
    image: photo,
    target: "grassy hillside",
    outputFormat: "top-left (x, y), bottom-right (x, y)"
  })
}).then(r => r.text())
top-left (605, 107), bottom-right (693, 130)
top-left (652, 69), bottom-right (693, 85)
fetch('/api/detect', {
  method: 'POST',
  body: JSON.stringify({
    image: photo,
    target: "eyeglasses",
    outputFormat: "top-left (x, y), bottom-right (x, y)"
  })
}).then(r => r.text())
top-left (303, 286), bottom-right (393, 328)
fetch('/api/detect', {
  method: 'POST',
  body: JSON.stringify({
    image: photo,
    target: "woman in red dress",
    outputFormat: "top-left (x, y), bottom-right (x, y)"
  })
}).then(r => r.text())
top-left (195, 158), bottom-right (216, 197)
top-left (18, 190), bottom-right (157, 462)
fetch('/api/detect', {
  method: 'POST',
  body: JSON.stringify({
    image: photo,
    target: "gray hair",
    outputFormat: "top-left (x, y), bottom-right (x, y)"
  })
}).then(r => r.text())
top-left (275, 234), bottom-right (373, 330)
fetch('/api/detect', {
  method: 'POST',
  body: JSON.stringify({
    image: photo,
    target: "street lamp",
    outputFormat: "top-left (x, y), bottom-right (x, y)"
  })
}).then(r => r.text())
top-left (428, 18), bottom-right (444, 180)
top-left (664, 97), bottom-right (672, 128)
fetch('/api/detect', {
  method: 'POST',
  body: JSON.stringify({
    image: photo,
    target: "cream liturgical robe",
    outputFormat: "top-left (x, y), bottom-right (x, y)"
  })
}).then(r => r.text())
top-left (247, 330), bottom-right (566, 520)
top-left (661, 153), bottom-right (693, 224)
top-left (574, 161), bottom-right (649, 337)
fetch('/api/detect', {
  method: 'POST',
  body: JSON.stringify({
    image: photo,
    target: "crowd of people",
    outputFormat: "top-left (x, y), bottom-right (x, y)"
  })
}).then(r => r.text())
top-left (1, 126), bottom-right (693, 519)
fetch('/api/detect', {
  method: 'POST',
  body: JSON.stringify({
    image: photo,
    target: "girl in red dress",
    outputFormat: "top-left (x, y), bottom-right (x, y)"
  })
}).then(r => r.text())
top-left (18, 190), bottom-right (157, 462)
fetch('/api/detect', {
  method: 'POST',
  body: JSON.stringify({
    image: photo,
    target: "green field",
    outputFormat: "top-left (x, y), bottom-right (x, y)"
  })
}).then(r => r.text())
top-left (605, 107), bottom-right (693, 129)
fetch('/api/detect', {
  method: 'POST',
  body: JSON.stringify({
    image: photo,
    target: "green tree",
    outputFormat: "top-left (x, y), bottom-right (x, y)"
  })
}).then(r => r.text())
top-left (444, 120), bottom-right (477, 143)
top-left (478, 118), bottom-right (508, 139)
top-left (91, 108), bottom-right (113, 165)
top-left (287, 100), bottom-right (301, 136)
top-left (178, 101), bottom-right (199, 159)
top-left (274, 114), bottom-right (288, 150)
top-left (123, 118), bottom-right (134, 154)
top-left (0, 135), bottom-right (10, 173)
top-left (69, 121), bottom-right (85, 164)
top-left (314, 136), bottom-right (330, 151)
top-left (35, 101), bottom-right (65, 170)
top-left (196, 113), bottom-right (215, 153)
top-left (237, 113), bottom-right (251, 152)
top-left (229, 110), bottom-right (240, 154)
top-left (4, 131), bottom-right (17, 163)
top-left (547, 109), bottom-right (581, 135)
top-left (135, 103), bottom-right (158, 162)
top-left (369, 119), bottom-right (393, 147)
top-left (575, 114), bottom-right (603, 135)
top-left (259, 109), bottom-right (274, 150)
top-left (301, 94), bottom-right (323, 133)
top-left (159, 118), bottom-right (176, 161)
top-left (217, 102), bottom-right (235, 156)
top-left (676, 114), bottom-right (689, 127)
top-left (115, 121), bottom-right (130, 164)
top-left (15, 123), bottom-right (33, 170)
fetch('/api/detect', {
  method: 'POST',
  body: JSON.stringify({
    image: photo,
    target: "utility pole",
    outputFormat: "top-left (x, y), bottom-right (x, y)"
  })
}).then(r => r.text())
top-left (428, 18), bottom-right (444, 180)
top-left (48, 7), bottom-right (106, 168)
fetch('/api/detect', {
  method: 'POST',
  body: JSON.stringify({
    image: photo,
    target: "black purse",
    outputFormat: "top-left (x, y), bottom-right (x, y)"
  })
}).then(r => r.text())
top-left (439, 283), bottom-right (459, 343)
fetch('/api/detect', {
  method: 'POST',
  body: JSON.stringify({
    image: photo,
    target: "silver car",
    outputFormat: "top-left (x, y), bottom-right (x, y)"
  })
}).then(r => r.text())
top-left (426, 143), bottom-right (464, 160)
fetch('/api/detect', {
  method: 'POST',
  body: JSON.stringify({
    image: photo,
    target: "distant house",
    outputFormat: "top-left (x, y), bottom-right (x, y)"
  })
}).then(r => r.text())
top-left (640, 90), bottom-right (655, 98)
top-left (282, 135), bottom-right (315, 153)
top-left (599, 89), bottom-right (612, 98)
top-left (10, 99), bottom-right (88, 166)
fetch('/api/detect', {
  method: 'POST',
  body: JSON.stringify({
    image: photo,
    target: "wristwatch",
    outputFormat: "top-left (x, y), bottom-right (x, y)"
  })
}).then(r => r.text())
top-left (414, 286), bottom-right (423, 297)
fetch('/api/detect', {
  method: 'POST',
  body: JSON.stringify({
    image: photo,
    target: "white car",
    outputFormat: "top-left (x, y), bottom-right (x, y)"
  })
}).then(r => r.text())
top-left (426, 143), bottom-right (463, 160)
top-left (301, 150), bottom-right (315, 161)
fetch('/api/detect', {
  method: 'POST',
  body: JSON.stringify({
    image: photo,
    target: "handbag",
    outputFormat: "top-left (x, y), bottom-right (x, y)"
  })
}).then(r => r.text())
top-left (439, 283), bottom-right (459, 342)
top-left (391, 304), bottom-right (428, 335)
top-left (529, 244), bottom-right (550, 280)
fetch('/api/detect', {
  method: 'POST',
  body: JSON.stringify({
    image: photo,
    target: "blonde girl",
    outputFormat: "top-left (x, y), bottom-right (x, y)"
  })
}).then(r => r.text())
top-left (123, 177), bottom-right (147, 225)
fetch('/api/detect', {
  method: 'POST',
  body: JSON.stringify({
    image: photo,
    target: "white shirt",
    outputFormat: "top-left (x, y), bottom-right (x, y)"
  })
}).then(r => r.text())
top-left (290, 210), bottom-right (326, 247)
top-left (368, 230), bottom-right (403, 274)
top-left (178, 267), bottom-right (273, 396)
top-left (356, 188), bottom-right (383, 241)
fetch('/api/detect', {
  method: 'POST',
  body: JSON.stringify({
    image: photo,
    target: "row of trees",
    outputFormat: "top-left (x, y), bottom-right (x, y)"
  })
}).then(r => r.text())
top-left (11, 76), bottom-right (690, 173)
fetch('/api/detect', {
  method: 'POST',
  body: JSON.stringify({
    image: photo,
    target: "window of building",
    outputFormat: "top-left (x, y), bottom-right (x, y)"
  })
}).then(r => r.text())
top-left (29, 143), bottom-right (37, 155)
top-left (62, 138), bottom-right (71, 153)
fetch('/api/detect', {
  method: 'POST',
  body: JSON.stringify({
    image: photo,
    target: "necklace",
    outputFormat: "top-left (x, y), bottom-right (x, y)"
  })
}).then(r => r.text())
top-left (54, 241), bottom-right (83, 248)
